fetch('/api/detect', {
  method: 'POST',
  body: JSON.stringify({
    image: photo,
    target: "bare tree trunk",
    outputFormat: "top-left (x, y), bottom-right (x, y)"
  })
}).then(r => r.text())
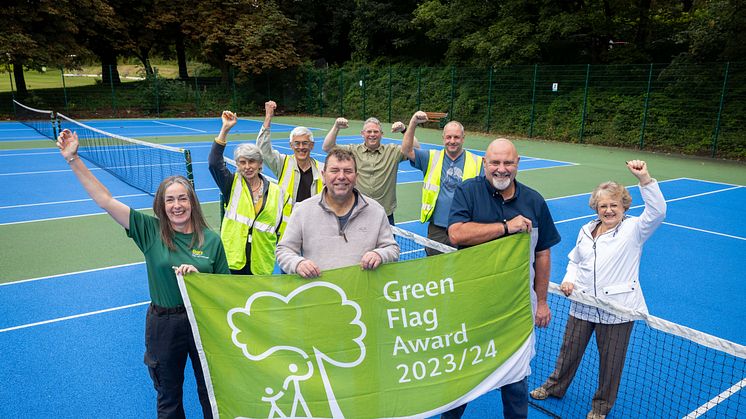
top-left (13, 61), bottom-right (27, 97)
top-left (175, 30), bottom-right (189, 79)
top-left (137, 47), bottom-right (154, 77)
top-left (100, 48), bottom-right (121, 85)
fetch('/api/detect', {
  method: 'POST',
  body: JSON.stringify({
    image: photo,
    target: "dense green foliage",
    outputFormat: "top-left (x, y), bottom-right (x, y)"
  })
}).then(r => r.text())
top-left (3, 60), bottom-right (742, 160)
top-left (2, 0), bottom-right (744, 159)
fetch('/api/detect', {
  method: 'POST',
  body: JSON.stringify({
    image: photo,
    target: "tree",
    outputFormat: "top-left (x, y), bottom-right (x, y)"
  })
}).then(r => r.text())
top-left (228, 282), bottom-right (366, 418)
top-left (183, 0), bottom-right (312, 83)
top-left (348, 0), bottom-right (430, 63)
top-left (0, 0), bottom-right (89, 96)
top-left (677, 0), bottom-right (746, 63)
top-left (277, 0), bottom-right (355, 65)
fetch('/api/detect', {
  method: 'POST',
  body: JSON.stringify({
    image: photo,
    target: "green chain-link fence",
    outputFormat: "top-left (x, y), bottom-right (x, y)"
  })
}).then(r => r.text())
top-left (2, 62), bottom-right (743, 159)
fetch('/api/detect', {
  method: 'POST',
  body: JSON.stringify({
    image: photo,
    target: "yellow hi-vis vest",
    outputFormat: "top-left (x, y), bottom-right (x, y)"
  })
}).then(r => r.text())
top-left (420, 149), bottom-right (481, 223)
top-left (277, 156), bottom-right (323, 235)
top-left (221, 173), bottom-right (286, 274)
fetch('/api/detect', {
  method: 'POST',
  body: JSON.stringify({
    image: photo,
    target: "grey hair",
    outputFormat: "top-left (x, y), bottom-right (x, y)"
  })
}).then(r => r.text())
top-left (363, 117), bottom-right (382, 129)
top-left (289, 126), bottom-right (314, 142)
top-left (234, 142), bottom-right (263, 163)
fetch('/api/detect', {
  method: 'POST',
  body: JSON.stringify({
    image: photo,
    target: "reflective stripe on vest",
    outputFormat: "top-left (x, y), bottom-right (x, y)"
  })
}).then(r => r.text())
top-left (221, 173), bottom-right (286, 274)
top-left (420, 150), bottom-right (480, 223)
top-left (277, 156), bottom-right (323, 237)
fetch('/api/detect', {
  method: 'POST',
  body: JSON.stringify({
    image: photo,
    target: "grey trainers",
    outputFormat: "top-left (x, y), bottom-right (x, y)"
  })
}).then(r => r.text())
top-left (586, 411), bottom-right (606, 419)
top-left (529, 386), bottom-right (550, 400)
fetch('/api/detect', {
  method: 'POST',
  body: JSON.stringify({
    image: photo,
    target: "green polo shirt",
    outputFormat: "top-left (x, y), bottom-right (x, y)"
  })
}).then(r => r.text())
top-left (126, 209), bottom-right (230, 307)
top-left (340, 143), bottom-right (405, 216)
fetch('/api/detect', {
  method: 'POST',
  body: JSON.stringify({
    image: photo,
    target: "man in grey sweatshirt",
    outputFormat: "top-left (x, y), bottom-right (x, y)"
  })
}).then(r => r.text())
top-left (276, 148), bottom-right (400, 277)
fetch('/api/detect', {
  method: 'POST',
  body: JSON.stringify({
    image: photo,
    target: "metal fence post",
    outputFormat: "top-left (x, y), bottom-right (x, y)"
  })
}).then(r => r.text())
top-left (362, 68), bottom-right (367, 120)
top-left (194, 69), bottom-right (200, 114)
top-left (230, 67), bottom-right (237, 111)
top-left (486, 66), bottom-right (493, 132)
top-left (529, 64), bottom-right (538, 138)
top-left (639, 63), bottom-right (654, 149)
top-left (416, 67), bottom-right (421, 110)
top-left (154, 71), bottom-right (160, 118)
top-left (267, 72), bottom-right (271, 100)
top-left (306, 70), bottom-right (312, 114)
top-left (388, 65), bottom-right (392, 122)
top-left (579, 64), bottom-right (591, 143)
top-left (60, 67), bottom-right (69, 113)
top-left (108, 65), bottom-right (116, 116)
top-left (318, 69), bottom-right (324, 117)
top-left (6, 63), bottom-right (15, 102)
top-left (339, 68), bottom-right (344, 116)
top-left (449, 66), bottom-right (456, 119)
top-left (711, 61), bottom-right (730, 158)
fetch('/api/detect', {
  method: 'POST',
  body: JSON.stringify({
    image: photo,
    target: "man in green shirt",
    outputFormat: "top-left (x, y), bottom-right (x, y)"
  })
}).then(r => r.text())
top-left (322, 116), bottom-right (419, 225)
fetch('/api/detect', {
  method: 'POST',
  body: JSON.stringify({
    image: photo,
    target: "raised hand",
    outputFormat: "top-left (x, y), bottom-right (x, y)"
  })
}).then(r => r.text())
top-left (221, 110), bottom-right (238, 130)
top-left (626, 159), bottom-right (652, 185)
top-left (334, 117), bottom-right (349, 129)
top-left (265, 101), bottom-right (277, 117)
top-left (391, 121), bottom-right (405, 133)
top-left (57, 129), bottom-right (79, 160)
top-left (410, 111), bottom-right (428, 125)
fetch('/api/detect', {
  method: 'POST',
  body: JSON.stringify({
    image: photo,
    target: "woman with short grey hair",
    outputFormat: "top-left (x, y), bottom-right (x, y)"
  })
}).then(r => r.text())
top-left (209, 111), bottom-right (288, 275)
top-left (530, 160), bottom-right (667, 419)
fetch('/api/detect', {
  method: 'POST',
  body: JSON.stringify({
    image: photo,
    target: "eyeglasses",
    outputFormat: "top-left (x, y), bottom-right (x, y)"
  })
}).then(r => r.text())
top-left (291, 141), bottom-right (312, 148)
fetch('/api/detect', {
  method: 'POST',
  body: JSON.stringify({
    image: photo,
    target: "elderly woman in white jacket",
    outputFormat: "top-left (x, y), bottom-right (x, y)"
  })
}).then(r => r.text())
top-left (530, 160), bottom-right (666, 419)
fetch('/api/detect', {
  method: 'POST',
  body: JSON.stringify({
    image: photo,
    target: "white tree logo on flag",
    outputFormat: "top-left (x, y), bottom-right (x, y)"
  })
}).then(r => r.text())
top-left (227, 282), bottom-right (367, 418)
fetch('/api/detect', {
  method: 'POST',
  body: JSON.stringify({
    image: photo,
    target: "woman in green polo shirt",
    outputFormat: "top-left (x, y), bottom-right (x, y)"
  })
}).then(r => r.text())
top-left (57, 129), bottom-right (229, 418)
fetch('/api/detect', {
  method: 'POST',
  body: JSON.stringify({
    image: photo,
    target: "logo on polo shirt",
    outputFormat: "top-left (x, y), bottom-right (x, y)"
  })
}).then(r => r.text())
top-left (192, 249), bottom-right (209, 259)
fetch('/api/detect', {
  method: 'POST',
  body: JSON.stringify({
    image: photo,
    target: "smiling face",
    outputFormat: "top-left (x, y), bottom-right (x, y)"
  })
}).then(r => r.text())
top-left (290, 134), bottom-right (314, 162)
top-left (163, 183), bottom-right (192, 232)
top-left (322, 155), bottom-right (357, 202)
top-left (483, 139), bottom-right (519, 192)
top-left (236, 157), bottom-right (262, 182)
top-left (442, 122), bottom-right (465, 158)
top-left (361, 121), bottom-right (383, 150)
top-left (595, 193), bottom-right (625, 230)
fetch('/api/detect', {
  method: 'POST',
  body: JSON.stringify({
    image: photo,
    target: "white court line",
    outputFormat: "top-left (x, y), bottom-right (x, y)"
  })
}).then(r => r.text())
top-left (0, 262), bottom-right (145, 287)
top-left (684, 377), bottom-right (746, 418)
top-left (0, 150), bottom-right (59, 157)
top-left (0, 301), bottom-right (150, 333)
top-left (0, 167), bottom-right (106, 177)
top-left (554, 185), bottom-right (745, 240)
top-left (152, 120), bottom-right (208, 133)
top-left (0, 187), bottom-right (218, 211)
top-left (663, 221), bottom-right (746, 241)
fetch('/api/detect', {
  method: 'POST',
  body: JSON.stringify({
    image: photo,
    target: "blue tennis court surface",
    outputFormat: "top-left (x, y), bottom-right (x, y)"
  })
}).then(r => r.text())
top-left (0, 117), bottom-right (308, 142)
top-left (1, 122), bottom-right (743, 418)
top-left (0, 134), bottom-right (573, 224)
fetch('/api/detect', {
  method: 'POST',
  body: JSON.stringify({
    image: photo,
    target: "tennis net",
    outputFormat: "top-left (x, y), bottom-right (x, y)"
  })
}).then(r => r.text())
top-left (13, 100), bottom-right (57, 140)
top-left (392, 229), bottom-right (745, 418)
top-left (57, 112), bottom-right (194, 195)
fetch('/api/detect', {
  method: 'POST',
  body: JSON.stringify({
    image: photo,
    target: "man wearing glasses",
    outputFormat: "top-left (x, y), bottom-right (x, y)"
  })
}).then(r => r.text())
top-left (322, 116), bottom-right (419, 225)
top-left (255, 101), bottom-right (324, 231)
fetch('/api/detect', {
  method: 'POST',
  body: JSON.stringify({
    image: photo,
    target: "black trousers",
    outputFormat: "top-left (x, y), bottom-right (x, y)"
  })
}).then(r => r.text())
top-left (144, 304), bottom-right (213, 419)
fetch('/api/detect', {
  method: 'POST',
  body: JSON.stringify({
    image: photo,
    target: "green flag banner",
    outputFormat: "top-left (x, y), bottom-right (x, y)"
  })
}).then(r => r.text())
top-left (178, 233), bottom-right (535, 418)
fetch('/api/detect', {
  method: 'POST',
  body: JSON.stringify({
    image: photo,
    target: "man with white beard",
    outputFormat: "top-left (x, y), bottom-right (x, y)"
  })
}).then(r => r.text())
top-left (442, 138), bottom-right (561, 419)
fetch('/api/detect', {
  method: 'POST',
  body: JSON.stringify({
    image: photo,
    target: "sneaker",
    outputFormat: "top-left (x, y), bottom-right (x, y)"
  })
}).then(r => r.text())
top-left (529, 386), bottom-right (550, 400)
top-left (586, 411), bottom-right (606, 419)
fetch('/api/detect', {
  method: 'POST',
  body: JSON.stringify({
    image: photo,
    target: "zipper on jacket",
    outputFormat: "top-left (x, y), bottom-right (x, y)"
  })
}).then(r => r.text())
top-left (592, 240), bottom-right (602, 320)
